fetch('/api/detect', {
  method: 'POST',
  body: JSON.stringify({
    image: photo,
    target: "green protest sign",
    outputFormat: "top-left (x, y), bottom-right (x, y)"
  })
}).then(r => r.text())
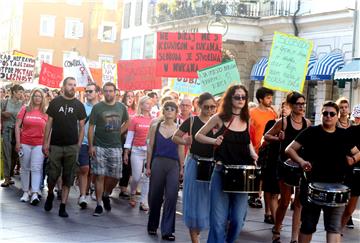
top-left (264, 32), bottom-right (313, 93)
top-left (198, 60), bottom-right (241, 96)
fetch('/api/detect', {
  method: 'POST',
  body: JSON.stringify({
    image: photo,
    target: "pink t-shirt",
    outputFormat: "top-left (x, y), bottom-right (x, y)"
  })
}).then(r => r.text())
top-left (128, 115), bottom-right (152, 147)
top-left (17, 106), bottom-right (48, 146)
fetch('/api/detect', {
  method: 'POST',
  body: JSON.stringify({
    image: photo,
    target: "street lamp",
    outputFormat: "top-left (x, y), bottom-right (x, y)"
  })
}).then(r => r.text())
top-left (207, 11), bottom-right (229, 37)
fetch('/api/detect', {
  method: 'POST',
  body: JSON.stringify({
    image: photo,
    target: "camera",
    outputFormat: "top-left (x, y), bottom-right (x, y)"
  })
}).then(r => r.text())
top-left (18, 150), bottom-right (24, 158)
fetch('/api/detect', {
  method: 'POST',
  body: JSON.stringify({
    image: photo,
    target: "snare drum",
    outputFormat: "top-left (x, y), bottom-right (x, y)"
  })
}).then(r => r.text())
top-left (283, 159), bottom-right (302, 187)
top-left (196, 157), bottom-right (215, 182)
top-left (307, 182), bottom-right (350, 207)
top-left (222, 165), bottom-right (261, 193)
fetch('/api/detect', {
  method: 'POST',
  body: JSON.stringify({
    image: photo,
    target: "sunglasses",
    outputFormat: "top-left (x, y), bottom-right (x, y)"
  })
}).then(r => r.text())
top-left (322, 111), bottom-right (337, 117)
top-left (232, 95), bottom-right (247, 101)
top-left (85, 90), bottom-right (94, 94)
top-left (203, 105), bottom-right (216, 110)
top-left (164, 106), bottom-right (176, 112)
top-left (295, 102), bottom-right (306, 107)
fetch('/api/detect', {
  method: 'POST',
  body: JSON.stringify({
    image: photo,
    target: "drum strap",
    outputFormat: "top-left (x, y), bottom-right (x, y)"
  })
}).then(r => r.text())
top-left (214, 116), bottom-right (235, 151)
top-left (189, 115), bottom-right (194, 151)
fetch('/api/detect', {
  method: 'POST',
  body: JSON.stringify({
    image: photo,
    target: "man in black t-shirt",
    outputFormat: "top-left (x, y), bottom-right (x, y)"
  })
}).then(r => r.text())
top-left (285, 101), bottom-right (359, 243)
top-left (42, 77), bottom-right (86, 218)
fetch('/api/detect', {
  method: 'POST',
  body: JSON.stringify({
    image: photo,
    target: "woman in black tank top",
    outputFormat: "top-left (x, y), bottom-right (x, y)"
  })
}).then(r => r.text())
top-left (195, 85), bottom-right (258, 243)
top-left (264, 92), bottom-right (311, 243)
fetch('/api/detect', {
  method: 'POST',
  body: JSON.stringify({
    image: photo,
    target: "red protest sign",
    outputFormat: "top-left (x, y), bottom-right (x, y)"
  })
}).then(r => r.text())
top-left (39, 63), bottom-right (63, 88)
top-left (156, 32), bottom-right (222, 78)
top-left (117, 59), bottom-right (162, 91)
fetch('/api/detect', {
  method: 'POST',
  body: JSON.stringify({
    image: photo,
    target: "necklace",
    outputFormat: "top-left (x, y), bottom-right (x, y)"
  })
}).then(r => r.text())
top-left (290, 114), bottom-right (302, 124)
top-left (339, 119), bottom-right (349, 127)
top-left (232, 112), bottom-right (240, 115)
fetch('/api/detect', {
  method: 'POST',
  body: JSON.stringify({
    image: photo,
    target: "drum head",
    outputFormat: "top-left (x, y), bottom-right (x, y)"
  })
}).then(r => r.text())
top-left (310, 182), bottom-right (349, 192)
top-left (284, 159), bottom-right (300, 168)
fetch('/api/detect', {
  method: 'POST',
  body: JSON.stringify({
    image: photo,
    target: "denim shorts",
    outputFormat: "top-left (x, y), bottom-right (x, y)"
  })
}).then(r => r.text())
top-left (78, 144), bottom-right (90, 167)
top-left (300, 201), bottom-right (345, 234)
top-left (92, 146), bottom-right (122, 179)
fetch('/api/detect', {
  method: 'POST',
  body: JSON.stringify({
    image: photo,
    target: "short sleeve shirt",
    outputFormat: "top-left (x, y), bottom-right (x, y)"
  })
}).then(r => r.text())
top-left (128, 115), bottom-right (152, 147)
top-left (46, 96), bottom-right (86, 146)
top-left (1, 98), bottom-right (23, 129)
top-left (82, 102), bottom-right (94, 145)
top-left (295, 125), bottom-right (350, 183)
top-left (89, 101), bottom-right (129, 148)
top-left (17, 106), bottom-right (48, 146)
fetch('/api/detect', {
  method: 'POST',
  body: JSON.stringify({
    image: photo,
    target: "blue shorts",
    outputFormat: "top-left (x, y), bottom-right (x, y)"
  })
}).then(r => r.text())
top-left (78, 144), bottom-right (90, 167)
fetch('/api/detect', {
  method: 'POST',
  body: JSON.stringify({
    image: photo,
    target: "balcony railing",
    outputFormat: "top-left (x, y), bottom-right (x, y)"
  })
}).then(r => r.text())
top-left (149, 0), bottom-right (295, 25)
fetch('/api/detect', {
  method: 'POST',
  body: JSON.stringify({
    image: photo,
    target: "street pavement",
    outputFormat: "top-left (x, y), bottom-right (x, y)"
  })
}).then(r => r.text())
top-left (0, 176), bottom-right (359, 243)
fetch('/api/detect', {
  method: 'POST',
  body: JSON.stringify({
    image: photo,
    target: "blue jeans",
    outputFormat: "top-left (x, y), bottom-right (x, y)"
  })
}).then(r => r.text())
top-left (207, 165), bottom-right (248, 243)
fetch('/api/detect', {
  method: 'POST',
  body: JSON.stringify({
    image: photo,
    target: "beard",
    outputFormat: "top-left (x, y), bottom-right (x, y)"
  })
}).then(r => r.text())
top-left (105, 96), bottom-right (115, 103)
top-left (64, 89), bottom-right (75, 98)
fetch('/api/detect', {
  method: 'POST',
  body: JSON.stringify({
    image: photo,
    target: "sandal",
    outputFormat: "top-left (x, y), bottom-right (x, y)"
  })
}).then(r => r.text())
top-left (129, 197), bottom-right (136, 208)
top-left (272, 227), bottom-right (281, 243)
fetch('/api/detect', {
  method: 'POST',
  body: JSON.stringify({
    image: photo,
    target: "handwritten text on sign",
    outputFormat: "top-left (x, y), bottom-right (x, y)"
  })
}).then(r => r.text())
top-left (39, 63), bottom-right (63, 88)
top-left (156, 32), bottom-right (222, 78)
top-left (0, 54), bottom-right (35, 82)
top-left (102, 62), bottom-right (117, 85)
top-left (264, 32), bottom-right (313, 93)
top-left (63, 57), bottom-right (93, 87)
top-left (198, 60), bottom-right (241, 96)
top-left (117, 59), bottom-right (162, 91)
top-left (170, 78), bottom-right (202, 97)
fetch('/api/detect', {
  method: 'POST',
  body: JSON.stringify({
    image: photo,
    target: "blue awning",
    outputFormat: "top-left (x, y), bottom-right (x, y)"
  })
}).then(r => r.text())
top-left (250, 57), bottom-right (268, 81)
top-left (334, 58), bottom-right (360, 80)
top-left (309, 52), bottom-right (344, 80)
top-left (306, 54), bottom-right (317, 80)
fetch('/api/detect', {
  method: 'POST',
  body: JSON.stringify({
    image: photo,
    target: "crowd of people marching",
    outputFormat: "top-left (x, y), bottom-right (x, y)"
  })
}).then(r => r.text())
top-left (1, 80), bottom-right (360, 243)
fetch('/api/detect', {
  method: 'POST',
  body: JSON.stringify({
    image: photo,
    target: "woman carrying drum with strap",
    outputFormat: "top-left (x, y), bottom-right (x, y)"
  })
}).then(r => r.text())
top-left (264, 91), bottom-right (311, 243)
top-left (195, 85), bottom-right (258, 243)
top-left (172, 92), bottom-right (217, 243)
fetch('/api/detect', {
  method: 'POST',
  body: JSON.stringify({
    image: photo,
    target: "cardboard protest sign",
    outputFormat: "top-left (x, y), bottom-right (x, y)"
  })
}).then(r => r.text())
top-left (198, 60), bottom-right (241, 96)
top-left (0, 54), bottom-right (35, 82)
top-left (39, 63), bottom-right (63, 88)
top-left (264, 32), bottom-right (313, 93)
top-left (156, 32), bottom-right (222, 78)
top-left (102, 62), bottom-right (117, 85)
top-left (63, 56), bottom-right (93, 87)
top-left (170, 78), bottom-right (202, 97)
top-left (117, 59), bottom-right (162, 91)
top-left (89, 68), bottom-right (103, 88)
top-left (13, 50), bottom-right (34, 58)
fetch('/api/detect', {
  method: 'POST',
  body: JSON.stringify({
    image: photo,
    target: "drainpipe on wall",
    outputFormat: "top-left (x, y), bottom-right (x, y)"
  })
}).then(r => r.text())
top-left (292, 0), bottom-right (301, 36)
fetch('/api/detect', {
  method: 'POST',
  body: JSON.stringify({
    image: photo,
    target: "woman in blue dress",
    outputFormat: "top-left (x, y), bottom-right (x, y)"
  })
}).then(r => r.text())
top-left (172, 92), bottom-right (217, 243)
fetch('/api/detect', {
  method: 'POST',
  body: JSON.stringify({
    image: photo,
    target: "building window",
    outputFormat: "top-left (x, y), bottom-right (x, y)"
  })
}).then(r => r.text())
top-left (98, 22), bottom-right (117, 42)
top-left (98, 55), bottom-right (114, 65)
top-left (38, 49), bottom-right (53, 64)
top-left (66, 0), bottom-right (82, 5)
top-left (121, 39), bottom-right (131, 60)
top-left (143, 34), bottom-right (154, 59)
top-left (123, 2), bottom-right (131, 29)
top-left (134, 0), bottom-right (143, 26)
top-left (65, 18), bottom-right (84, 39)
top-left (103, 0), bottom-right (117, 10)
top-left (63, 51), bottom-right (78, 64)
top-left (131, 36), bottom-right (142, 59)
top-left (39, 15), bottom-right (56, 37)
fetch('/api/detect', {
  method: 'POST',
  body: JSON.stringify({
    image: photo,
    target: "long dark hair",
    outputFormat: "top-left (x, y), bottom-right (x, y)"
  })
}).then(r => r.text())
top-left (121, 90), bottom-right (136, 111)
top-left (218, 84), bottom-right (249, 122)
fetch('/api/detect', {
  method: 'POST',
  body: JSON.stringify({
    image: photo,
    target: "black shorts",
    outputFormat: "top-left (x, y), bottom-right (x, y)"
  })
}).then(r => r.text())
top-left (300, 201), bottom-right (345, 234)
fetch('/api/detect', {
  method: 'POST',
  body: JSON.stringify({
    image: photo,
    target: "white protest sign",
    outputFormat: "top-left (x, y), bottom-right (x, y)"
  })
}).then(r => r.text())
top-left (102, 62), bottom-right (117, 85)
top-left (0, 54), bottom-right (35, 82)
top-left (63, 56), bottom-right (93, 87)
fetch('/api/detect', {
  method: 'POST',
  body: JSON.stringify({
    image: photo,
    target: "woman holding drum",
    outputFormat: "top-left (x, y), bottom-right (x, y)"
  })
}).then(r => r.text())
top-left (286, 101), bottom-right (359, 243)
top-left (172, 92), bottom-right (217, 243)
top-left (264, 91), bottom-right (311, 243)
top-left (195, 85), bottom-right (258, 243)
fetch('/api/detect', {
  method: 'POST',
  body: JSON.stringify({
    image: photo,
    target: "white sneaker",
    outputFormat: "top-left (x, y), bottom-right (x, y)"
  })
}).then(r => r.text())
top-left (20, 192), bottom-right (30, 202)
top-left (91, 191), bottom-right (97, 201)
top-left (78, 195), bottom-right (88, 209)
top-left (30, 193), bottom-right (40, 206)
